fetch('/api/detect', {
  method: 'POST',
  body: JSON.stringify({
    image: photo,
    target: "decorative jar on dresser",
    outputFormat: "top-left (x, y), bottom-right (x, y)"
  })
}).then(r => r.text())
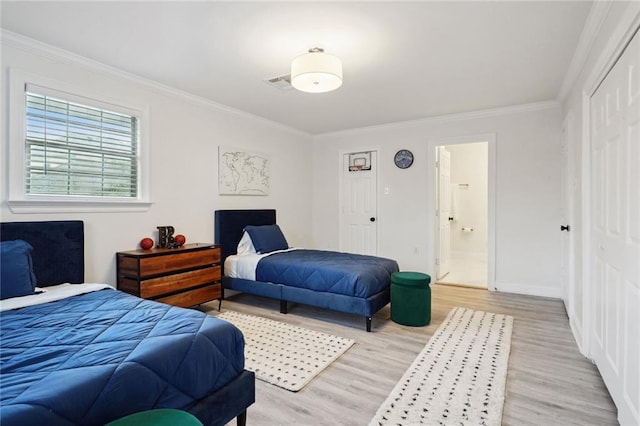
top-left (116, 243), bottom-right (222, 308)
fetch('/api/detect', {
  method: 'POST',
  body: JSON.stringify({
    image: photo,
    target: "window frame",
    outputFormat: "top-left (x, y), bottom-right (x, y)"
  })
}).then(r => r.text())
top-left (8, 69), bottom-right (151, 213)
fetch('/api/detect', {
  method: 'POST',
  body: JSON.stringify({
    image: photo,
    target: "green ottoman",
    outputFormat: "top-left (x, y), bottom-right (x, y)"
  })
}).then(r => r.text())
top-left (391, 271), bottom-right (431, 326)
top-left (106, 409), bottom-right (203, 426)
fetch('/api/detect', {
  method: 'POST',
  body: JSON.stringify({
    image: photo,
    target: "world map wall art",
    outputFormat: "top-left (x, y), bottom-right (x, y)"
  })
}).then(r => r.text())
top-left (218, 146), bottom-right (270, 195)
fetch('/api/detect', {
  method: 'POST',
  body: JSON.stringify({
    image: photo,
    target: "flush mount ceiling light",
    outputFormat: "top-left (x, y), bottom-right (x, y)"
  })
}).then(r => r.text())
top-left (291, 47), bottom-right (343, 93)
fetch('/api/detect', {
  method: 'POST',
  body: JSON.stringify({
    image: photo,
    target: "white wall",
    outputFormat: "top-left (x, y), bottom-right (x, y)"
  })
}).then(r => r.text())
top-left (1, 34), bottom-right (313, 285)
top-left (1, 30), bottom-right (570, 301)
top-left (447, 143), bottom-right (488, 257)
top-left (312, 104), bottom-right (563, 298)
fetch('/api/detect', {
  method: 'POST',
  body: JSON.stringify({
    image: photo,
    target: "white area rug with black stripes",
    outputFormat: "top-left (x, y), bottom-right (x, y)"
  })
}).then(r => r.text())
top-left (370, 307), bottom-right (514, 426)
top-left (218, 310), bottom-right (354, 392)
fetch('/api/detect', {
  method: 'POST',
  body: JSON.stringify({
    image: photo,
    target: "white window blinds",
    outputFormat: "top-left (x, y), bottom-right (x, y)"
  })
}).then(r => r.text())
top-left (25, 85), bottom-right (139, 198)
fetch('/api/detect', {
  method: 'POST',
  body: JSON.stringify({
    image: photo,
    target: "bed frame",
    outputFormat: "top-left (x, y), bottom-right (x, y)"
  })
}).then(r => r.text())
top-left (0, 220), bottom-right (255, 426)
top-left (214, 209), bottom-right (391, 331)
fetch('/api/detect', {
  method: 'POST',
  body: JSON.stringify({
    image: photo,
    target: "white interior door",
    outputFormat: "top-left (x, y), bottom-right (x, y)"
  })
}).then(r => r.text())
top-left (339, 151), bottom-right (377, 255)
top-left (589, 29), bottom-right (639, 426)
top-left (437, 146), bottom-right (451, 280)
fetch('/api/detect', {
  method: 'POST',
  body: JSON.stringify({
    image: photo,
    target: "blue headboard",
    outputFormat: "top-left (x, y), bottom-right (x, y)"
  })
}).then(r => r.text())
top-left (214, 209), bottom-right (276, 272)
top-left (0, 220), bottom-right (84, 286)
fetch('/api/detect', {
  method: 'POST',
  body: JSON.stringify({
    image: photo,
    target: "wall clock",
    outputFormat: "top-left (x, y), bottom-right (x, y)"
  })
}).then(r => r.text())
top-left (394, 149), bottom-right (414, 169)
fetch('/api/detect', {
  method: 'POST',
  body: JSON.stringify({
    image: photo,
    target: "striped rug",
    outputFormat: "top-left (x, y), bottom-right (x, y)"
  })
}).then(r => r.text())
top-left (370, 307), bottom-right (513, 425)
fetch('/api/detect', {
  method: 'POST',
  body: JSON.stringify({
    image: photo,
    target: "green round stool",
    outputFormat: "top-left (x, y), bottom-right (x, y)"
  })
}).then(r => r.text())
top-left (390, 271), bottom-right (431, 326)
top-left (106, 409), bottom-right (203, 426)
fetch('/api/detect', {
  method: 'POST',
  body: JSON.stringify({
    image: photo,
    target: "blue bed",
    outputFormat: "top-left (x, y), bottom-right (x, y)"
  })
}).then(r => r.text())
top-left (0, 221), bottom-right (255, 426)
top-left (214, 210), bottom-right (399, 331)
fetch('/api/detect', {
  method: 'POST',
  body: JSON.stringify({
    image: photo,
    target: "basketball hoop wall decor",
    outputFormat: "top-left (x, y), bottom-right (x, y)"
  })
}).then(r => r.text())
top-left (348, 151), bottom-right (372, 172)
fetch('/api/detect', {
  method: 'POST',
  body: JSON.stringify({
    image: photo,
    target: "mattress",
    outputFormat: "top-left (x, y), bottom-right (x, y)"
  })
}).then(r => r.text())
top-left (224, 248), bottom-right (295, 281)
top-left (226, 249), bottom-right (399, 298)
top-left (0, 286), bottom-right (245, 426)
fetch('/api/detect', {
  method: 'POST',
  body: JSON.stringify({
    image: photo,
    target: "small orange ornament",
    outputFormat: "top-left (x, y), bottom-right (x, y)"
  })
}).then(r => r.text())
top-left (140, 237), bottom-right (154, 250)
top-left (174, 234), bottom-right (186, 246)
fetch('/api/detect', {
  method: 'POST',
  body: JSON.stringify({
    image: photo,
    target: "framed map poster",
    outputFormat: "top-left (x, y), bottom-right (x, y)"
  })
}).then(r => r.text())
top-left (218, 146), bottom-right (270, 195)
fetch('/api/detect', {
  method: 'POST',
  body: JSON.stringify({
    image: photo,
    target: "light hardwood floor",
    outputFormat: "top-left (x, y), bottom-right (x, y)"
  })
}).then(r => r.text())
top-left (199, 284), bottom-right (618, 426)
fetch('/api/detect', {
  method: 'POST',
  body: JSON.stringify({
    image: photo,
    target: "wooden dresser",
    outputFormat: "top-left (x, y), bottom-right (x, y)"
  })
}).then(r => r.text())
top-left (116, 243), bottom-right (221, 308)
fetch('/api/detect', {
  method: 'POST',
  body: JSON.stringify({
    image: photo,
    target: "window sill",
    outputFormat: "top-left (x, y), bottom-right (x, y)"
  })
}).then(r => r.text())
top-left (7, 199), bottom-right (153, 214)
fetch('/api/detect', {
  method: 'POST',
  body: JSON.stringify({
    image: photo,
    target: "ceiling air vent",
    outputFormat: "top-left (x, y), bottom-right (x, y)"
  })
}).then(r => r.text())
top-left (264, 74), bottom-right (293, 90)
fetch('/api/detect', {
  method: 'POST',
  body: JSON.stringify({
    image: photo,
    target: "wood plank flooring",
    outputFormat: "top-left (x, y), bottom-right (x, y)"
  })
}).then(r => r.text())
top-left (199, 284), bottom-right (618, 425)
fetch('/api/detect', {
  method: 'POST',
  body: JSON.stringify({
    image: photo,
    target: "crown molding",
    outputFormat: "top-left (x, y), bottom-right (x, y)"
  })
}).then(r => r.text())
top-left (315, 100), bottom-right (560, 138)
top-left (557, 1), bottom-right (613, 102)
top-left (1, 29), bottom-right (311, 139)
top-left (584, 1), bottom-right (640, 97)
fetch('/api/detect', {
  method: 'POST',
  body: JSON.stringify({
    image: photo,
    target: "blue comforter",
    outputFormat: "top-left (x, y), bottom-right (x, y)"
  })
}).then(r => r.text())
top-left (256, 249), bottom-right (399, 298)
top-left (0, 289), bottom-right (245, 426)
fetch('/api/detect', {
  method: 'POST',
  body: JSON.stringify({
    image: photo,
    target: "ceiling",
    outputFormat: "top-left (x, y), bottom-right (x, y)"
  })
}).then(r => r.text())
top-left (1, 1), bottom-right (593, 135)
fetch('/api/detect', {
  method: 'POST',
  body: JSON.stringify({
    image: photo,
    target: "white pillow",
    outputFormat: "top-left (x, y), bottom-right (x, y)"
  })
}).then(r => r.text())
top-left (237, 231), bottom-right (256, 255)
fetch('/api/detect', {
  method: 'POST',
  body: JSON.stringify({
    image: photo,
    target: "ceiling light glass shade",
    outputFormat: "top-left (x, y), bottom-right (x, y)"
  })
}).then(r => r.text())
top-left (291, 48), bottom-right (343, 93)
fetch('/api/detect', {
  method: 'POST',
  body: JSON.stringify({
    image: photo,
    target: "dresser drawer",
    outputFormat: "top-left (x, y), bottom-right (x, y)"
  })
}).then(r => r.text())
top-left (154, 284), bottom-right (221, 308)
top-left (135, 265), bottom-right (220, 298)
top-left (119, 247), bottom-right (220, 277)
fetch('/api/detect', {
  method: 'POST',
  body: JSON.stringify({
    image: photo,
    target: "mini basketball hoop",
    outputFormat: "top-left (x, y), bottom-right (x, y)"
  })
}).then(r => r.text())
top-left (348, 151), bottom-right (372, 172)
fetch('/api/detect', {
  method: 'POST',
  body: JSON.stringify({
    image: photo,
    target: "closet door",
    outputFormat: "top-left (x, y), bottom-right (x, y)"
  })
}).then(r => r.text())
top-left (589, 29), bottom-right (639, 426)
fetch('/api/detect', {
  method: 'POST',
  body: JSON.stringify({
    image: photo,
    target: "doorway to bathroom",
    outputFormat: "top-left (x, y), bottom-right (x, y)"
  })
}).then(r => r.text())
top-left (435, 141), bottom-right (489, 288)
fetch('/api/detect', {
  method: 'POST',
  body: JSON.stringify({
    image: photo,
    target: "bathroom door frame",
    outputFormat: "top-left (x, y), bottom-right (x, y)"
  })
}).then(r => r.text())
top-left (427, 133), bottom-right (496, 291)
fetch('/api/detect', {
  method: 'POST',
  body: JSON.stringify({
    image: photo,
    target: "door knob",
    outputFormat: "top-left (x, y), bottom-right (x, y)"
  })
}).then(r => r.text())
top-left (370, 217), bottom-right (376, 222)
top-left (560, 225), bottom-right (570, 232)
top-left (448, 217), bottom-right (454, 221)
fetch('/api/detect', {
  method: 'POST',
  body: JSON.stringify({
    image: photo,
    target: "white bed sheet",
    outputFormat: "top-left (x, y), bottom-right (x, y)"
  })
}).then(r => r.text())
top-left (225, 248), bottom-right (297, 281)
top-left (0, 283), bottom-right (114, 312)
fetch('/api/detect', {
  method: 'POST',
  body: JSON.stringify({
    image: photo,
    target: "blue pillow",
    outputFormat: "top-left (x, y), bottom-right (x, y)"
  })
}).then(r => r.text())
top-left (244, 225), bottom-right (289, 254)
top-left (1, 240), bottom-right (37, 300)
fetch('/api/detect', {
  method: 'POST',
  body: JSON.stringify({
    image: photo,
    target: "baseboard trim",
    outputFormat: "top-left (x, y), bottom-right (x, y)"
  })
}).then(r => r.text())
top-left (569, 315), bottom-right (586, 356)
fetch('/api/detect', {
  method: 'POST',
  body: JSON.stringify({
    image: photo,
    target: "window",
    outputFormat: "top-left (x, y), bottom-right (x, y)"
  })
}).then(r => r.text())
top-left (26, 87), bottom-right (139, 198)
top-left (8, 70), bottom-right (150, 213)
